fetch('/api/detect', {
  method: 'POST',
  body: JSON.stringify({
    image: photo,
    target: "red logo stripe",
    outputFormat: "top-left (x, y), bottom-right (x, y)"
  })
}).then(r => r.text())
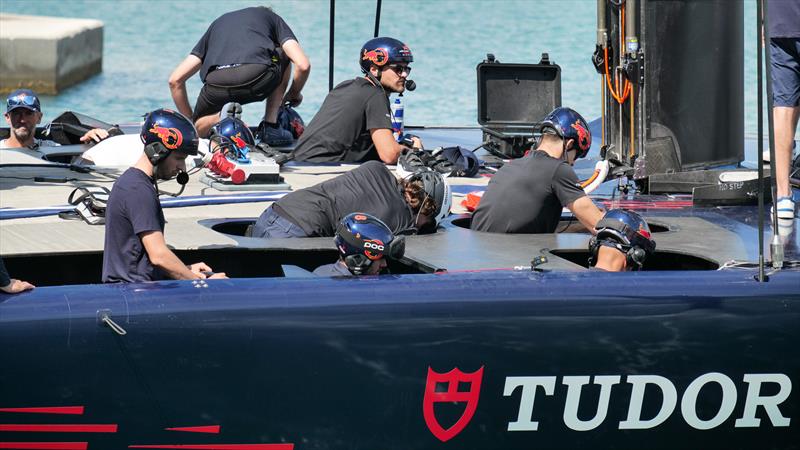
top-left (0, 425), bottom-right (117, 433)
top-left (165, 426), bottom-right (220, 434)
top-left (0, 443), bottom-right (87, 450)
top-left (0, 408), bottom-right (84, 415)
top-left (129, 445), bottom-right (293, 449)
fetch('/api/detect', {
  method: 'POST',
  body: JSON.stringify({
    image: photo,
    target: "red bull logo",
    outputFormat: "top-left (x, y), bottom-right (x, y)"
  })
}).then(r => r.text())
top-left (363, 239), bottom-right (385, 260)
top-left (362, 48), bottom-right (389, 66)
top-left (637, 224), bottom-right (651, 239)
top-left (149, 124), bottom-right (183, 150)
top-left (571, 120), bottom-right (591, 151)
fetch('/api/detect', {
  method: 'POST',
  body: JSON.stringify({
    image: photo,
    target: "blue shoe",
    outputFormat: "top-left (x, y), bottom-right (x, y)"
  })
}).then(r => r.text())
top-left (257, 121), bottom-right (293, 147)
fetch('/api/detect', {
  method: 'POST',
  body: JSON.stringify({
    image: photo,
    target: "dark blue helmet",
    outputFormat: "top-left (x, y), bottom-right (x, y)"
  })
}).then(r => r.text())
top-left (335, 213), bottom-right (405, 275)
top-left (210, 117), bottom-right (255, 158)
top-left (360, 37), bottom-right (413, 74)
top-left (534, 107), bottom-right (592, 159)
top-left (141, 108), bottom-right (199, 165)
top-left (589, 209), bottom-right (656, 270)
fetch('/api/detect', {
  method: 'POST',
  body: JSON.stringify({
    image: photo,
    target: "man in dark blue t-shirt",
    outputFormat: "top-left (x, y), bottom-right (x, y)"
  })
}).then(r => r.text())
top-left (102, 109), bottom-right (227, 283)
top-left (312, 213), bottom-right (403, 277)
top-left (168, 6), bottom-right (310, 141)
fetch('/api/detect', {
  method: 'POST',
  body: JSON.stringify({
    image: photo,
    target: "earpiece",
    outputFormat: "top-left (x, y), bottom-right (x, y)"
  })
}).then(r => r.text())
top-left (144, 142), bottom-right (170, 166)
top-left (627, 246), bottom-right (647, 269)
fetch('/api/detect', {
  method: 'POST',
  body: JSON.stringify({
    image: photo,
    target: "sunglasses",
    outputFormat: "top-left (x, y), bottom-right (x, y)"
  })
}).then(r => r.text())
top-left (386, 64), bottom-right (411, 76)
top-left (7, 94), bottom-right (39, 110)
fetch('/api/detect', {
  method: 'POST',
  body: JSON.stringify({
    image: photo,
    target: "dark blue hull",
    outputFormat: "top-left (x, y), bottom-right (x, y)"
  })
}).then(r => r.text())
top-left (2, 270), bottom-right (798, 449)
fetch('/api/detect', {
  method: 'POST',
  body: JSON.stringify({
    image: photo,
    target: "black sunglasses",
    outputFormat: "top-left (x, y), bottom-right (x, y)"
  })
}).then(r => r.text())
top-left (386, 64), bottom-right (411, 76)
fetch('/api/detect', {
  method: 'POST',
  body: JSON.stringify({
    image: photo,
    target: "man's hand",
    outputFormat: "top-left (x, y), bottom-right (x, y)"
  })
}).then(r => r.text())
top-left (283, 91), bottom-right (303, 107)
top-left (208, 272), bottom-right (228, 279)
top-left (80, 128), bottom-right (110, 144)
top-left (188, 262), bottom-right (213, 278)
top-left (0, 279), bottom-right (35, 294)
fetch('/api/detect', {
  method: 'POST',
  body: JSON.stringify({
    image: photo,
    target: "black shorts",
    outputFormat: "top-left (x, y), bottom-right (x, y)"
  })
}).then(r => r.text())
top-left (193, 62), bottom-right (283, 120)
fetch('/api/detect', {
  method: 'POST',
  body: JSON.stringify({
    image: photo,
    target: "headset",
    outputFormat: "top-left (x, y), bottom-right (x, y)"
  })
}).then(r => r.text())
top-left (588, 237), bottom-right (648, 270)
top-left (587, 212), bottom-right (655, 271)
top-left (144, 142), bottom-right (172, 167)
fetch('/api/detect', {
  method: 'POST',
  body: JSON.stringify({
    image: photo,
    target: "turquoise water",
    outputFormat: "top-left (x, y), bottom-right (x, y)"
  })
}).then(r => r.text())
top-left (1, 0), bottom-right (770, 136)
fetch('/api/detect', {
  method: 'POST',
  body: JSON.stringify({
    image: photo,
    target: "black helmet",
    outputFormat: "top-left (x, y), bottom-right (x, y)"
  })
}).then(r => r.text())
top-left (359, 37), bottom-right (413, 74)
top-left (533, 107), bottom-right (592, 159)
top-left (210, 117), bottom-right (255, 160)
top-left (588, 209), bottom-right (656, 270)
top-left (334, 213), bottom-right (405, 275)
top-left (141, 108), bottom-right (199, 165)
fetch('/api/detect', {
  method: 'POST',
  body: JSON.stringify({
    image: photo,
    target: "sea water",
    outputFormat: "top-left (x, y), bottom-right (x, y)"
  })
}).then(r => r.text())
top-left (0, 0), bottom-right (772, 136)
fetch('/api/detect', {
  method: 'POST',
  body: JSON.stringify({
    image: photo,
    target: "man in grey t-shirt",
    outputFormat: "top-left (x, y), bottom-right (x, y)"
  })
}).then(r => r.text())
top-left (291, 37), bottom-right (422, 164)
top-left (471, 107), bottom-right (604, 234)
top-left (2, 89), bottom-right (109, 149)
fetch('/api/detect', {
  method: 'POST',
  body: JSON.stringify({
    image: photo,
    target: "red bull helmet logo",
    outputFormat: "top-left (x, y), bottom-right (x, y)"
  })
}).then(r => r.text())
top-left (637, 223), bottom-right (651, 240)
top-left (149, 124), bottom-right (183, 150)
top-left (571, 120), bottom-right (591, 152)
top-left (362, 48), bottom-right (389, 67)
top-left (230, 132), bottom-right (247, 150)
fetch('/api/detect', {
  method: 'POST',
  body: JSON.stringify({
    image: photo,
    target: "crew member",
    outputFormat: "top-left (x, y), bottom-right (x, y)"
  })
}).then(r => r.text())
top-left (588, 209), bottom-right (656, 272)
top-left (767, 0), bottom-right (800, 224)
top-left (291, 37), bottom-right (422, 164)
top-left (471, 107), bottom-right (604, 234)
top-left (102, 109), bottom-right (227, 282)
top-left (313, 213), bottom-right (405, 276)
top-left (2, 89), bottom-right (109, 149)
top-left (251, 161), bottom-right (451, 238)
top-left (168, 6), bottom-right (310, 142)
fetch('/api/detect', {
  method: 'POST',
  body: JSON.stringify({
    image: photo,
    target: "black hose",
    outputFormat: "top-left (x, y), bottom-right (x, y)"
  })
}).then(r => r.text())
top-left (756, 0), bottom-right (766, 282)
top-left (329, 0), bottom-right (335, 92)
top-left (374, 0), bottom-right (382, 37)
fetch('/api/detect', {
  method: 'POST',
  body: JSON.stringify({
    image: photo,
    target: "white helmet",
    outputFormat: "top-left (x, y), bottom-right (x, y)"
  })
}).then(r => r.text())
top-left (408, 168), bottom-right (452, 226)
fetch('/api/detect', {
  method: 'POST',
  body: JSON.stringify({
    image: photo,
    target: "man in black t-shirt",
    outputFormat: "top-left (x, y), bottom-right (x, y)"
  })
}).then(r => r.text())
top-left (471, 107), bottom-right (604, 234)
top-left (251, 161), bottom-right (451, 238)
top-left (102, 109), bottom-right (227, 283)
top-left (291, 37), bottom-right (422, 164)
top-left (168, 7), bottom-right (310, 140)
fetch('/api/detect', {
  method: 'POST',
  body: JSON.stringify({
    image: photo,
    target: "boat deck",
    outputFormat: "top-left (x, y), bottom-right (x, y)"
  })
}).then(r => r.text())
top-left (1, 126), bottom-right (798, 278)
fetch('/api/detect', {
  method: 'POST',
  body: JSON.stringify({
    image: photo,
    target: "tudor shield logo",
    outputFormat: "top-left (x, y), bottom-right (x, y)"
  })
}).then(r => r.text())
top-left (423, 366), bottom-right (484, 442)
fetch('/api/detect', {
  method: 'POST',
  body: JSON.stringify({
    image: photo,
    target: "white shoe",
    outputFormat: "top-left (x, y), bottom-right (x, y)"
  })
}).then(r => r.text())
top-left (773, 197), bottom-right (796, 220)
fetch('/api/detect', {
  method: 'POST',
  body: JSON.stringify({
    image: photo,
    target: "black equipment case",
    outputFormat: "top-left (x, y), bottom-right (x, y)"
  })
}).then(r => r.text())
top-left (477, 53), bottom-right (561, 159)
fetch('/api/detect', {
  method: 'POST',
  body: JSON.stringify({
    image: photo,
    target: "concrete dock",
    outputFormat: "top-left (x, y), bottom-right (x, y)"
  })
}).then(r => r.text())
top-left (0, 13), bottom-right (103, 94)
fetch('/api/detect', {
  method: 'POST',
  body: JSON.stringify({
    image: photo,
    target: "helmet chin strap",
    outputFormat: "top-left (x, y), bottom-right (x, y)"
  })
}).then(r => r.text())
top-left (365, 68), bottom-right (389, 97)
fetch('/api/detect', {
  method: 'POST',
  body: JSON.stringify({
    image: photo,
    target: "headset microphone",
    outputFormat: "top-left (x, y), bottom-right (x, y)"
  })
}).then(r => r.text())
top-left (405, 79), bottom-right (416, 91)
top-left (176, 170), bottom-right (189, 186)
